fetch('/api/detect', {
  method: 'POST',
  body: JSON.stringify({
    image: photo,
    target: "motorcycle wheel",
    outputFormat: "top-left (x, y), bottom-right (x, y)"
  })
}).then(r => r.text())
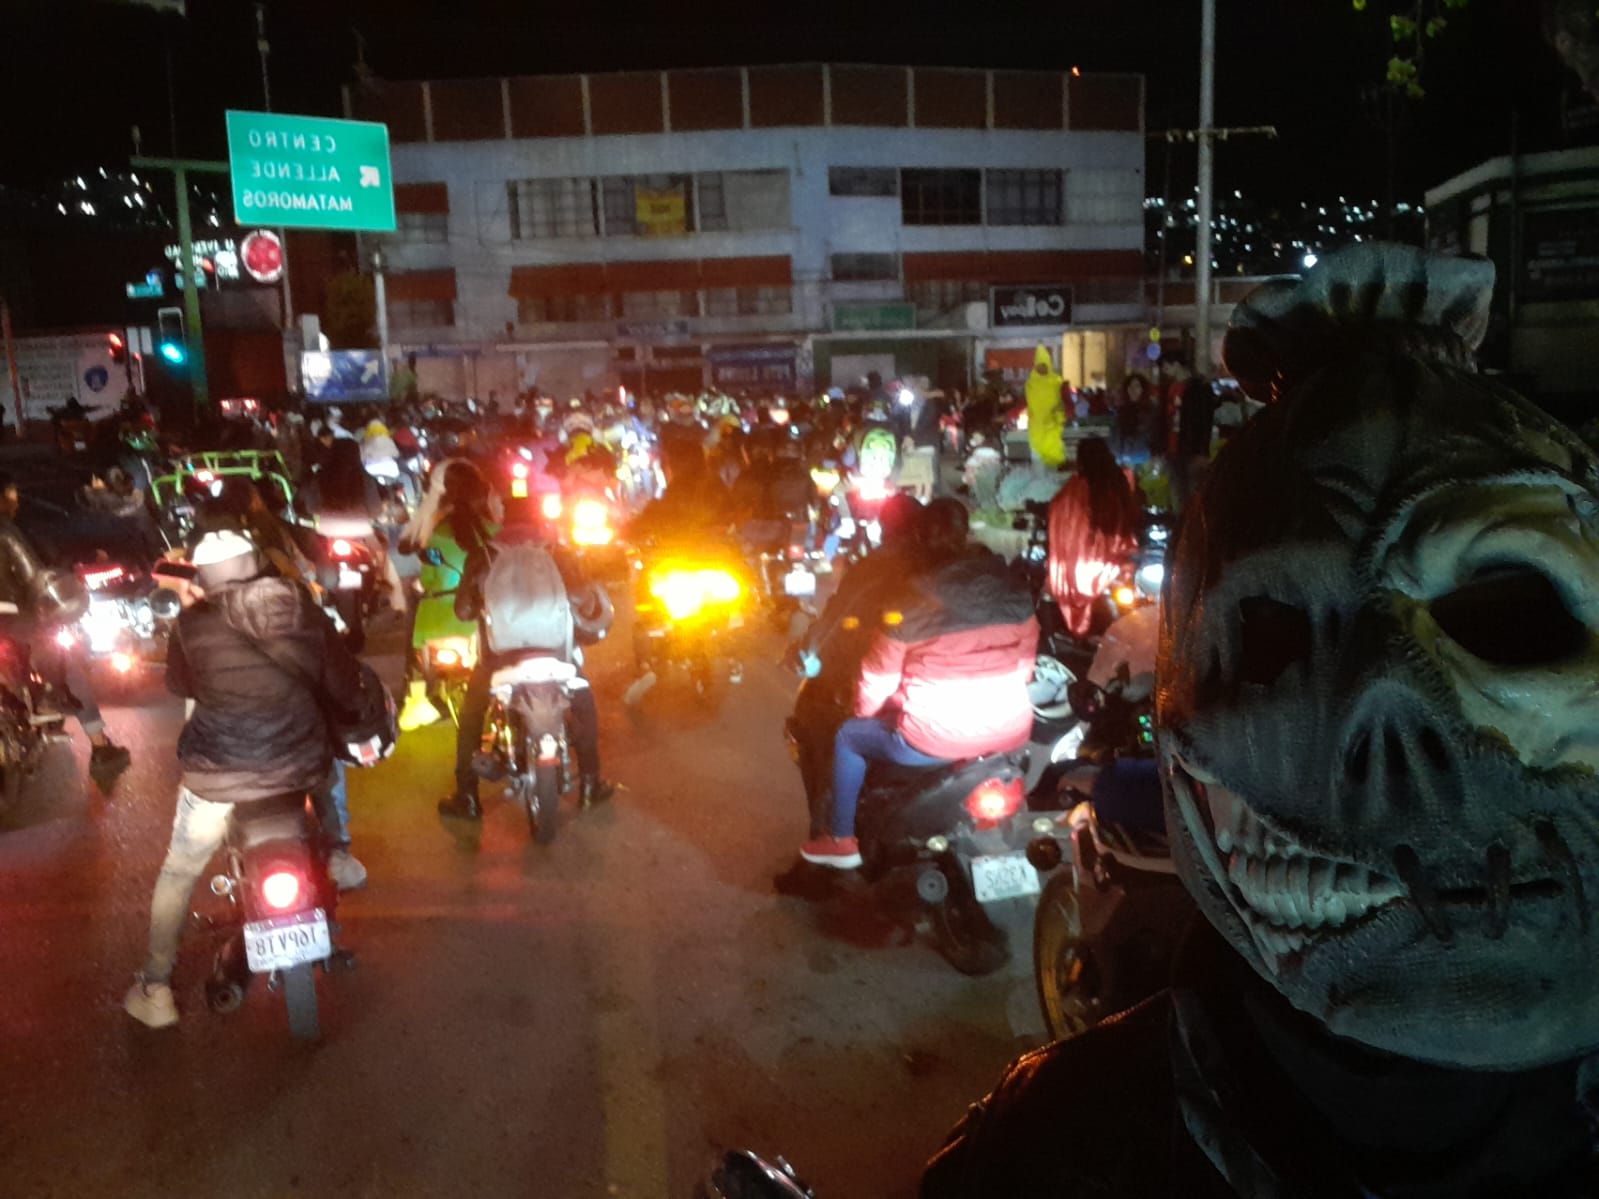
top-left (929, 862), bottom-right (1009, 977)
top-left (531, 761), bottom-right (561, 845)
top-left (1033, 869), bottom-right (1098, 1040)
top-left (334, 593), bottom-right (365, 654)
top-left (281, 962), bottom-right (320, 1041)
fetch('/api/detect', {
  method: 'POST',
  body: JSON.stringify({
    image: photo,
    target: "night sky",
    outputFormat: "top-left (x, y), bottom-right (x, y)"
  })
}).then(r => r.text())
top-left (0, 0), bottom-right (1578, 209)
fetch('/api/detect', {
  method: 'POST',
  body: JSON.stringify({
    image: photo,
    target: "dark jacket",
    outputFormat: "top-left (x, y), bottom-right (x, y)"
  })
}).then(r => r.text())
top-left (0, 518), bottom-right (49, 613)
top-left (167, 575), bottom-right (365, 803)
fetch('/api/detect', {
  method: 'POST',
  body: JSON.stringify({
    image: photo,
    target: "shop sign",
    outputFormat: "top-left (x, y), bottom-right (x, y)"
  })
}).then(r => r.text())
top-left (706, 344), bottom-right (797, 389)
top-left (1522, 207), bottom-right (1599, 301)
top-left (617, 320), bottom-right (691, 340)
top-left (636, 185), bottom-right (687, 237)
top-left (990, 284), bottom-right (1072, 328)
top-left (301, 350), bottom-right (387, 402)
top-left (831, 303), bottom-right (915, 333)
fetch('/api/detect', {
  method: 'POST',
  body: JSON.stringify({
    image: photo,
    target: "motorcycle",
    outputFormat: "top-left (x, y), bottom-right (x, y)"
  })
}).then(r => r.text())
top-left (1028, 675), bottom-right (1193, 1042)
top-left (313, 533), bottom-right (381, 654)
top-left (422, 632), bottom-right (477, 725)
top-left (627, 546), bottom-right (749, 711)
top-left (471, 654), bottom-right (587, 844)
top-left (201, 792), bottom-right (352, 1040)
top-left (74, 561), bottom-right (164, 682)
top-left (0, 621), bottom-right (69, 814)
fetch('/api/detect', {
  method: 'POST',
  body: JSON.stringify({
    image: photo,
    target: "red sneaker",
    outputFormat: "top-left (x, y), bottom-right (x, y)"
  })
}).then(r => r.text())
top-left (799, 834), bottom-right (862, 869)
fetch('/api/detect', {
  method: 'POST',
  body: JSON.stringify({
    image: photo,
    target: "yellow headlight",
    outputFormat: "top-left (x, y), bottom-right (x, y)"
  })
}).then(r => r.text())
top-left (700, 568), bottom-right (741, 604)
top-left (649, 571), bottom-right (706, 621)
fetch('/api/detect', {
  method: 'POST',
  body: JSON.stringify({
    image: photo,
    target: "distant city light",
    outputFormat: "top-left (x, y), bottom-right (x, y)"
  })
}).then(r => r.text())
top-left (1302, 252), bottom-right (1319, 268)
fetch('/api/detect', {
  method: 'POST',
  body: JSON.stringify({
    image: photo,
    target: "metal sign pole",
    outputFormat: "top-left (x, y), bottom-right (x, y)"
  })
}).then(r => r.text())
top-left (1, 299), bottom-right (23, 437)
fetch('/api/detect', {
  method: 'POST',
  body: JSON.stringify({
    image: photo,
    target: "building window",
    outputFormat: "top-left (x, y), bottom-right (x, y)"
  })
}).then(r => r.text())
top-left (695, 170), bottom-right (790, 232)
top-left (901, 168), bottom-right (982, 225)
top-left (985, 169), bottom-right (1062, 226)
top-left (508, 177), bottom-right (599, 239)
top-left (830, 253), bottom-right (900, 282)
top-left (618, 289), bottom-right (700, 319)
top-left (601, 174), bottom-right (695, 237)
top-left (908, 278), bottom-right (987, 312)
top-left (703, 286), bottom-right (793, 317)
top-left (517, 294), bottom-right (611, 323)
top-left (388, 299), bottom-right (454, 328)
top-left (829, 167), bottom-right (898, 197)
top-left (1064, 168), bottom-right (1142, 224)
top-left (394, 211), bottom-right (448, 242)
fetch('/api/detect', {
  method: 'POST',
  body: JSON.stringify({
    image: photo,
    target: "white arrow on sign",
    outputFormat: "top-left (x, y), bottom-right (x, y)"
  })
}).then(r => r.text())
top-left (359, 166), bottom-right (382, 188)
top-left (360, 359), bottom-right (381, 382)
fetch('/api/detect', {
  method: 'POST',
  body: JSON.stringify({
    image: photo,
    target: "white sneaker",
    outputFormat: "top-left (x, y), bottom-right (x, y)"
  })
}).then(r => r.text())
top-left (124, 975), bottom-right (178, 1029)
top-left (328, 848), bottom-right (368, 891)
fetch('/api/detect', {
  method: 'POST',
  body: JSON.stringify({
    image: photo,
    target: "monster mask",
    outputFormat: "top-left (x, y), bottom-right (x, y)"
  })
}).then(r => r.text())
top-left (1159, 244), bottom-right (1599, 1070)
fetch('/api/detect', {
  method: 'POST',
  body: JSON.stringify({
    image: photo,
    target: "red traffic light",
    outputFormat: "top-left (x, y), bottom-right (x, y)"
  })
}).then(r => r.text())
top-left (107, 331), bottom-right (127, 364)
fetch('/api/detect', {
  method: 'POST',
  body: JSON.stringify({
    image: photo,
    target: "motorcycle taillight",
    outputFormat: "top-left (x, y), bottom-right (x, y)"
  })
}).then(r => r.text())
top-left (331, 538), bottom-right (354, 558)
top-left (963, 777), bottom-right (1024, 828)
top-left (260, 869), bottom-right (302, 911)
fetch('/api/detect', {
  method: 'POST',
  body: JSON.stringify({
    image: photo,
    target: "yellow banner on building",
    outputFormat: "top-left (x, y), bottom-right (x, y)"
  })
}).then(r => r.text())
top-left (635, 186), bottom-right (687, 237)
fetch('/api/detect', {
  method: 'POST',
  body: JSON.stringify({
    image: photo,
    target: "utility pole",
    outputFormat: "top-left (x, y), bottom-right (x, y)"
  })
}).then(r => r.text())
top-left (1195, 0), bottom-right (1217, 374)
top-left (255, 3), bottom-right (295, 336)
top-left (1149, 124), bottom-right (1276, 339)
top-left (132, 156), bottom-right (228, 410)
top-left (372, 247), bottom-right (391, 382)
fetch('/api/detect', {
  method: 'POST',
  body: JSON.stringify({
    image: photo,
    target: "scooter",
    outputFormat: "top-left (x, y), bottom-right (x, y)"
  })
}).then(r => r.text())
top-left (626, 544), bottom-right (750, 712)
top-left (202, 793), bottom-right (352, 1041)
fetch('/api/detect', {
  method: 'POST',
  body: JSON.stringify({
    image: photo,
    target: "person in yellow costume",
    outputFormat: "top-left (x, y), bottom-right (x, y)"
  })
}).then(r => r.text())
top-left (1024, 344), bottom-right (1066, 468)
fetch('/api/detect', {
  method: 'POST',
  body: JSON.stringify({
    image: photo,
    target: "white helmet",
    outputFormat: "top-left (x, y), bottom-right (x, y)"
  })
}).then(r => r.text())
top-left (192, 530), bottom-right (261, 590)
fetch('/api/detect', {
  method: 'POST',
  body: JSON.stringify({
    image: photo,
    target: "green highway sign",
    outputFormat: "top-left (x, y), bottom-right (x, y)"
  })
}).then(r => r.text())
top-left (224, 110), bottom-right (396, 233)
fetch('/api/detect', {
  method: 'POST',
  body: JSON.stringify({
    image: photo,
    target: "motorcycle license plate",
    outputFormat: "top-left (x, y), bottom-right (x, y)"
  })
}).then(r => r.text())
top-left (783, 568), bottom-right (816, 597)
top-left (244, 908), bottom-right (331, 972)
top-left (336, 566), bottom-right (363, 590)
top-left (970, 852), bottom-right (1042, 904)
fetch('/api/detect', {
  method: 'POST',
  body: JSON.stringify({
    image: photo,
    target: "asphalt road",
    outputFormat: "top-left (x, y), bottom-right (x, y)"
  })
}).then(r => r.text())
top-left (0, 595), bottom-right (1045, 1199)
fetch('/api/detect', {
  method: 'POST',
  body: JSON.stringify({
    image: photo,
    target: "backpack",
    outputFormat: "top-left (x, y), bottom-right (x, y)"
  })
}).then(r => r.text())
top-left (480, 540), bottom-right (574, 658)
top-left (858, 426), bottom-right (898, 481)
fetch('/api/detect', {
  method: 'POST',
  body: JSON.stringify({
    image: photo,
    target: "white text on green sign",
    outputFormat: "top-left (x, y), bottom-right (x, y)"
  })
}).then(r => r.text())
top-left (225, 111), bottom-right (396, 233)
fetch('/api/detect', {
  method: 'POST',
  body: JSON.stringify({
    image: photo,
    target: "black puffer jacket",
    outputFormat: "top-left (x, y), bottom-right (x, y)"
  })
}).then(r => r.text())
top-left (167, 575), bottom-right (365, 803)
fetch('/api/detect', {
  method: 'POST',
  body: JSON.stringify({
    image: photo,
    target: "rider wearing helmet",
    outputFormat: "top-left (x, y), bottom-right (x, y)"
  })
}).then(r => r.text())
top-left (123, 528), bottom-right (369, 1028)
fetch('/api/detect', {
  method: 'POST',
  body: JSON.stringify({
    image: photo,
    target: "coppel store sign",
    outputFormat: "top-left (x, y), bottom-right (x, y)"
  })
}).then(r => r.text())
top-left (990, 284), bottom-right (1073, 328)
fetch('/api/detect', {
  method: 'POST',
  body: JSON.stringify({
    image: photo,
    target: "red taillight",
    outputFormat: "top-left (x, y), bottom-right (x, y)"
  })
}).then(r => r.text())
top-left (511, 461), bottom-right (529, 480)
top-left (331, 538), bottom-right (354, 558)
top-left (541, 493), bottom-right (563, 520)
top-left (963, 778), bottom-right (1024, 827)
top-left (435, 647), bottom-right (459, 667)
top-left (858, 478), bottom-right (888, 502)
top-left (82, 565), bottom-right (126, 589)
top-left (111, 651), bottom-right (134, 674)
top-left (260, 870), bottom-right (301, 911)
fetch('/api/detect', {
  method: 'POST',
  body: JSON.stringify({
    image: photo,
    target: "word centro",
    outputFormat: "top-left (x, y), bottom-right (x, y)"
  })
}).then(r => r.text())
top-left (245, 129), bottom-right (339, 154)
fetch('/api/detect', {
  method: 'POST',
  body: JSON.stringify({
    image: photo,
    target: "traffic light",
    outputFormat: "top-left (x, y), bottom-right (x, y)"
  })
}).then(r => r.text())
top-left (107, 331), bottom-right (127, 365)
top-left (155, 308), bottom-right (187, 367)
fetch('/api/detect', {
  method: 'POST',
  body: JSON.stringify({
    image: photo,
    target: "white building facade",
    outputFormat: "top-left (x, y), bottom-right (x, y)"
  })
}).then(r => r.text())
top-left (348, 64), bottom-right (1146, 400)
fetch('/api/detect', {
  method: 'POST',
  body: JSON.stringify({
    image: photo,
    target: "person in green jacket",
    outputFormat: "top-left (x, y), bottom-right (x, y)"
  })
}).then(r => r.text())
top-left (399, 463), bottom-right (498, 729)
top-left (1024, 344), bottom-right (1066, 469)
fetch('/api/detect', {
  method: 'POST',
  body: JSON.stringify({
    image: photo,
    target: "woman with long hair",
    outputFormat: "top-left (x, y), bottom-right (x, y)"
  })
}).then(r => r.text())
top-left (1046, 437), bottom-right (1140, 638)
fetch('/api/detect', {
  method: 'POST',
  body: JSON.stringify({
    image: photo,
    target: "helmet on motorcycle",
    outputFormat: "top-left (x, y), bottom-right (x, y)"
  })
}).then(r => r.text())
top-left (191, 530), bottom-right (262, 591)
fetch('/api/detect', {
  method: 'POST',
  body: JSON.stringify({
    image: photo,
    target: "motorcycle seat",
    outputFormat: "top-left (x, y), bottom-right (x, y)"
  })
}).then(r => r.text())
top-left (232, 792), bottom-right (309, 849)
top-left (489, 656), bottom-right (582, 692)
top-left (868, 749), bottom-right (1024, 789)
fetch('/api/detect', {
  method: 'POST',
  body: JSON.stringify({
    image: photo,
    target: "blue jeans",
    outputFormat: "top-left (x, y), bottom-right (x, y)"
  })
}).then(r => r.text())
top-left (830, 717), bottom-right (946, 838)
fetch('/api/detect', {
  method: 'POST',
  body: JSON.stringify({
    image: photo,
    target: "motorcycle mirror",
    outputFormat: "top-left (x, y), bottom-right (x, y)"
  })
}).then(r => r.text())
top-left (149, 588), bottom-right (182, 621)
top-left (420, 547), bottom-right (446, 567)
top-left (704, 1150), bottom-right (816, 1199)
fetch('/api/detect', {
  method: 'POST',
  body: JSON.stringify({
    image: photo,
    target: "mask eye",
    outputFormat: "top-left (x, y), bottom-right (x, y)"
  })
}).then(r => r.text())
top-left (1430, 566), bottom-right (1587, 667)
top-left (1237, 596), bottom-right (1314, 687)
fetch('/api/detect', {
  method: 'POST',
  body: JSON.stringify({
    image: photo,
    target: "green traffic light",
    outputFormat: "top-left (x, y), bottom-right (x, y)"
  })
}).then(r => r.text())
top-left (158, 342), bottom-right (187, 365)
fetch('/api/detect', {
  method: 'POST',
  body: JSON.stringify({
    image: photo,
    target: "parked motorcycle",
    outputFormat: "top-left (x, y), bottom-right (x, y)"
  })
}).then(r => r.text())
top-left (201, 792), bottom-right (352, 1040)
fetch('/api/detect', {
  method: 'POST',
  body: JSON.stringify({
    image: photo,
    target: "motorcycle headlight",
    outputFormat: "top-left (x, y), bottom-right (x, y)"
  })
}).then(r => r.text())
top-left (648, 570), bottom-right (706, 621)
